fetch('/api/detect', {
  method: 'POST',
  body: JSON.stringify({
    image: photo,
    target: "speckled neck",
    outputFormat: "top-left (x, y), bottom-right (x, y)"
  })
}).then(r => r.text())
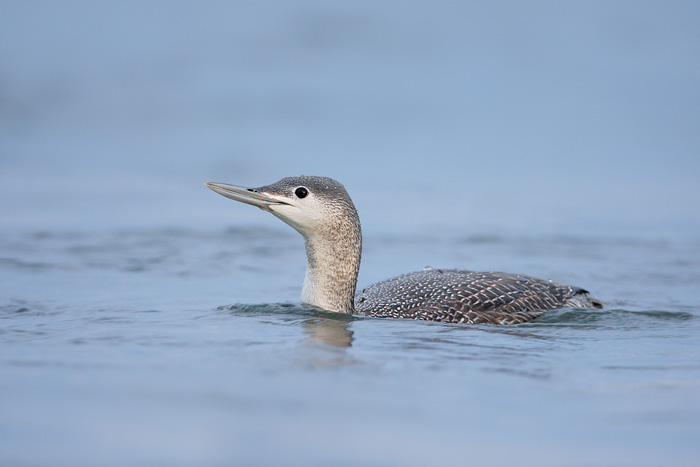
top-left (299, 205), bottom-right (362, 314)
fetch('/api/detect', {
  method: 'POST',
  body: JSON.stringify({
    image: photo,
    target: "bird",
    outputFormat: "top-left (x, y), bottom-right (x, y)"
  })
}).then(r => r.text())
top-left (205, 176), bottom-right (602, 325)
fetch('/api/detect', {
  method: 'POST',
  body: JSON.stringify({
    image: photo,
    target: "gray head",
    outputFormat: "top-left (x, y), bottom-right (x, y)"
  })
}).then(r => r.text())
top-left (206, 176), bottom-right (359, 240)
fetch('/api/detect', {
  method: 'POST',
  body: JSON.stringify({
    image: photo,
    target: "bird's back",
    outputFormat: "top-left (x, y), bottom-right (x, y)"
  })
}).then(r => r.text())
top-left (354, 269), bottom-right (602, 324)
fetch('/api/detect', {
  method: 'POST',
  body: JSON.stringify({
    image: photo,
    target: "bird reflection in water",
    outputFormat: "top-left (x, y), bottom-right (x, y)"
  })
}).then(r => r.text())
top-left (302, 317), bottom-right (354, 348)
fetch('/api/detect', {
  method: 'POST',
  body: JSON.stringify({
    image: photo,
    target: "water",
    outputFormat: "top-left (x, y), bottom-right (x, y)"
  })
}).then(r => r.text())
top-left (2, 229), bottom-right (699, 466)
top-left (2, 2), bottom-right (700, 466)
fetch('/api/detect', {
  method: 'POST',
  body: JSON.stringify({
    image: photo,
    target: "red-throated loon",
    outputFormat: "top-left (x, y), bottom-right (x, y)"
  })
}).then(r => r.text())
top-left (205, 176), bottom-right (602, 324)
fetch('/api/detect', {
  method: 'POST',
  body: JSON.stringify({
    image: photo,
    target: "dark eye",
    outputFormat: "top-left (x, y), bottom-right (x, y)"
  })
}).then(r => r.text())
top-left (295, 187), bottom-right (308, 198)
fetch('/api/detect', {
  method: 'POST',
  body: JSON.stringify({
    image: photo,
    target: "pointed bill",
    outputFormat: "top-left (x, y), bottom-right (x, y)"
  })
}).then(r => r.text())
top-left (205, 182), bottom-right (289, 210)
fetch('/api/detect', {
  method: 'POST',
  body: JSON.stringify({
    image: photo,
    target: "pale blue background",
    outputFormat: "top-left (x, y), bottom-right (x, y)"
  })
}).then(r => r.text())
top-left (1, 1), bottom-right (698, 235)
top-left (2, 2), bottom-right (700, 466)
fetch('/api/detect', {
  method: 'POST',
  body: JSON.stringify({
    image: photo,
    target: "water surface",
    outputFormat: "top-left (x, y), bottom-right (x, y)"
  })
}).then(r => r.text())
top-left (2, 1), bottom-right (700, 465)
top-left (2, 229), bottom-right (699, 466)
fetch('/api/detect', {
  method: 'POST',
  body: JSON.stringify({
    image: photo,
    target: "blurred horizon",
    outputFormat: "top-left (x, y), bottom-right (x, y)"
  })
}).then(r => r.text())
top-left (1, 1), bottom-right (699, 236)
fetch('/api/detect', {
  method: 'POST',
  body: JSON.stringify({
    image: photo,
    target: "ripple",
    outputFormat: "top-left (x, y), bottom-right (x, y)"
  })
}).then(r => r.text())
top-left (524, 307), bottom-right (696, 329)
top-left (214, 302), bottom-right (355, 321)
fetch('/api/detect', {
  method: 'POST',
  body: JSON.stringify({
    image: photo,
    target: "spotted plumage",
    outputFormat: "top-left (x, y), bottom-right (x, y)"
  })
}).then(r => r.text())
top-left (355, 268), bottom-right (601, 324)
top-left (206, 175), bottom-right (603, 325)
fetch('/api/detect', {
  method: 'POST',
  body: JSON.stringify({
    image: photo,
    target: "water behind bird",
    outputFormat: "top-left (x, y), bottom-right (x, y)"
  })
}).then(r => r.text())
top-left (2, 1), bottom-right (700, 464)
